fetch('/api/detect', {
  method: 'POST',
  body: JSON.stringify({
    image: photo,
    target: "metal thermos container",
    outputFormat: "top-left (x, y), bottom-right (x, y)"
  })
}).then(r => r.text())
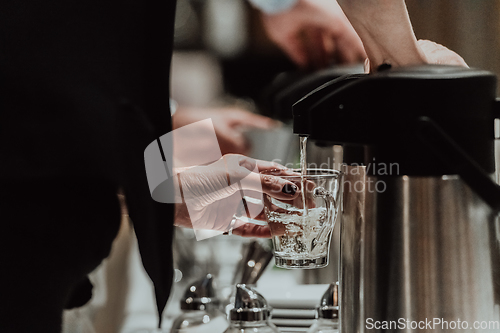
top-left (339, 147), bottom-right (366, 333)
top-left (293, 65), bottom-right (500, 332)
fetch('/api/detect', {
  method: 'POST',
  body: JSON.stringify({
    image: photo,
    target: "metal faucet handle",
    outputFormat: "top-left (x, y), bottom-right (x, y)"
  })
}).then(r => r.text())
top-left (230, 284), bottom-right (271, 322)
top-left (317, 282), bottom-right (339, 319)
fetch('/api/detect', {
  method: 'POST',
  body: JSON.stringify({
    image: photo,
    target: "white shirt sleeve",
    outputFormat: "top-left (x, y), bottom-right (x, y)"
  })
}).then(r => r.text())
top-left (248, 0), bottom-right (299, 14)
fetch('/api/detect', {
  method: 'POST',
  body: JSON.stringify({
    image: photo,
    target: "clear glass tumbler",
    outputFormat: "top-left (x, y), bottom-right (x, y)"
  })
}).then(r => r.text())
top-left (262, 169), bottom-right (342, 269)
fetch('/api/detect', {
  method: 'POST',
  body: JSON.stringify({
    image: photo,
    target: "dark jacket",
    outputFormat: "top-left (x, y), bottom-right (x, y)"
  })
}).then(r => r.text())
top-left (0, 0), bottom-right (177, 322)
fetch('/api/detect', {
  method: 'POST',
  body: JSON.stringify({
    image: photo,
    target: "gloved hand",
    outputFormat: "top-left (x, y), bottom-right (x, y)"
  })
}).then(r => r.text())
top-left (174, 154), bottom-right (300, 238)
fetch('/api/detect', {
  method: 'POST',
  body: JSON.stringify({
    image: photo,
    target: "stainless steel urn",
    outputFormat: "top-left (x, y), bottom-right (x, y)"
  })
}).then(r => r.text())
top-left (293, 65), bottom-right (500, 332)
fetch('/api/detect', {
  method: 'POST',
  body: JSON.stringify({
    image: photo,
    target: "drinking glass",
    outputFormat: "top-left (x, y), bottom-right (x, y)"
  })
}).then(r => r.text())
top-left (262, 169), bottom-right (342, 269)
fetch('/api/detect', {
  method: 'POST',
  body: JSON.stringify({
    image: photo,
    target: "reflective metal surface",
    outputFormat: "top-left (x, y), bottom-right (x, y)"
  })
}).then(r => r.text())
top-left (230, 284), bottom-right (271, 322)
top-left (362, 175), bottom-right (500, 332)
top-left (339, 165), bottom-right (367, 333)
top-left (318, 282), bottom-right (339, 320)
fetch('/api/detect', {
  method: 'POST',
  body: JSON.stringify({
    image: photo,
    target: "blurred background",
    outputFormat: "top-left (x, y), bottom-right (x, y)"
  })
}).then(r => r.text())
top-left (171, 0), bottom-right (296, 107)
top-left (407, 0), bottom-right (500, 86)
top-left (62, 1), bottom-right (500, 332)
top-left (171, 0), bottom-right (500, 104)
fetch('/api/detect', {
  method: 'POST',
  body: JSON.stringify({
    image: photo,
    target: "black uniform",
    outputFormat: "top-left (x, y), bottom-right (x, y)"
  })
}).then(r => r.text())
top-left (0, 0), bottom-right (176, 331)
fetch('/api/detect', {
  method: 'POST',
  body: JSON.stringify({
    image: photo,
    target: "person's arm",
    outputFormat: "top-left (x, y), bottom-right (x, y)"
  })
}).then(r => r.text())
top-left (250, 0), bottom-right (365, 69)
top-left (337, 0), bottom-right (425, 72)
top-left (336, 0), bottom-right (467, 71)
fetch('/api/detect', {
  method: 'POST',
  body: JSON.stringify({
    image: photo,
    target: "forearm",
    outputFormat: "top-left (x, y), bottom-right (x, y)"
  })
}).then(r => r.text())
top-left (337, 0), bottom-right (426, 71)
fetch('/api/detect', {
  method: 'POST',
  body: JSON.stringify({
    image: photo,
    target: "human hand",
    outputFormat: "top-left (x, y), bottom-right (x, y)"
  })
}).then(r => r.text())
top-left (337, 0), bottom-right (426, 72)
top-left (172, 106), bottom-right (279, 156)
top-left (260, 0), bottom-right (365, 69)
top-left (337, 1), bottom-right (468, 72)
top-left (173, 154), bottom-right (300, 238)
top-left (261, 169), bottom-right (318, 237)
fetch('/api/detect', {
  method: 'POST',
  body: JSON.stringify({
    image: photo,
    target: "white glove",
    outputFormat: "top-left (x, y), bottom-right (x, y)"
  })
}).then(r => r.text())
top-left (174, 154), bottom-right (300, 237)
